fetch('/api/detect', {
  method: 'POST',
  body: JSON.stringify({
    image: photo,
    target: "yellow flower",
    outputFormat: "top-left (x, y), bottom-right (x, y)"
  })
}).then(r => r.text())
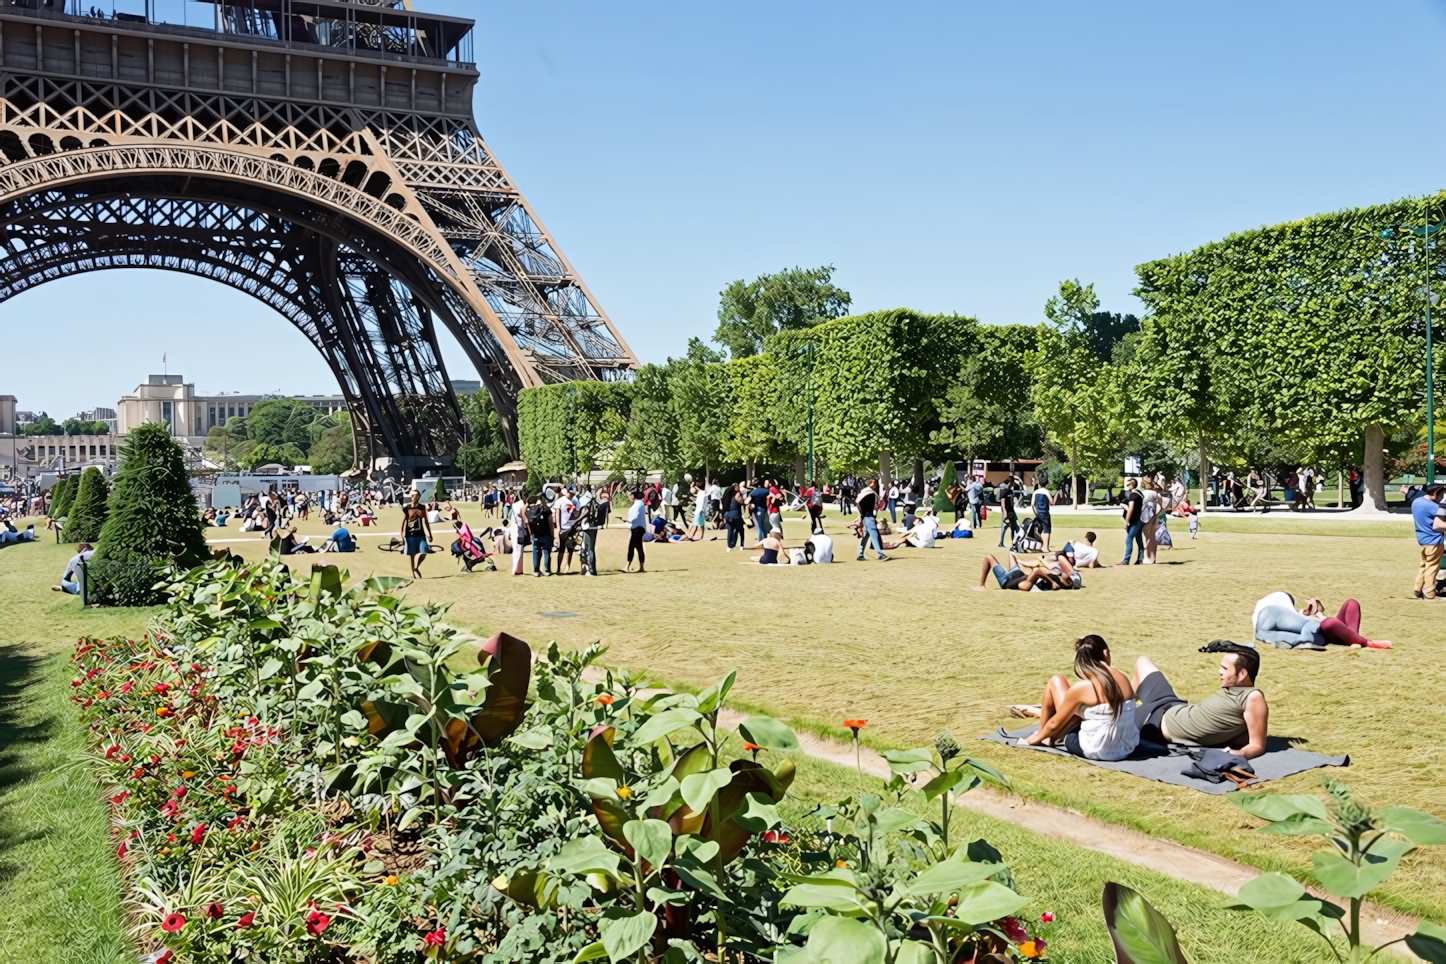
top-left (382, 875), bottom-right (399, 886)
top-left (835, 859), bottom-right (848, 869)
top-left (616, 786), bottom-right (632, 800)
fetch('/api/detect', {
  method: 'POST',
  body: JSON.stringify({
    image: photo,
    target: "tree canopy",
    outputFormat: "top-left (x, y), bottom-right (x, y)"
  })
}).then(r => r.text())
top-left (245, 398), bottom-right (316, 449)
top-left (713, 265), bottom-right (852, 359)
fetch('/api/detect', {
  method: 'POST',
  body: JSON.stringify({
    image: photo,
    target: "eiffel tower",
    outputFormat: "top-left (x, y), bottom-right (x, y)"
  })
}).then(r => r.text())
top-left (0, 0), bottom-right (637, 477)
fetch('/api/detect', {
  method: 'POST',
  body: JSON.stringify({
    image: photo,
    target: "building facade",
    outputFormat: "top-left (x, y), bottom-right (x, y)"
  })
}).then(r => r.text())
top-left (117, 375), bottom-right (349, 447)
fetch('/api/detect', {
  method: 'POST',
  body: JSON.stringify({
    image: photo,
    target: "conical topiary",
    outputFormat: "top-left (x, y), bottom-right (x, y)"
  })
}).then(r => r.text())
top-left (50, 476), bottom-right (75, 522)
top-left (90, 423), bottom-right (209, 605)
top-left (433, 476), bottom-right (449, 501)
top-left (933, 460), bottom-right (958, 514)
top-left (66, 466), bottom-right (111, 543)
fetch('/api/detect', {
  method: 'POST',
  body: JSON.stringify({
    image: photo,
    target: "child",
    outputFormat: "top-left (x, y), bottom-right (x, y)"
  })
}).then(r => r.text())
top-left (1188, 509), bottom-right (1201, 539)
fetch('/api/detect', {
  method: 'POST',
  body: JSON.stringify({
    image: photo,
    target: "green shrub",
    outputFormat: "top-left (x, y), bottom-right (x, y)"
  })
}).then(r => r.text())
top-left (65, 466), bottom-right (110, 543)
top-left (84, 557), bottom-right (162, 607)
top-left (49, 475), bottom-right (74, 521)
top-left (91, 423), bottom-right (208, 606)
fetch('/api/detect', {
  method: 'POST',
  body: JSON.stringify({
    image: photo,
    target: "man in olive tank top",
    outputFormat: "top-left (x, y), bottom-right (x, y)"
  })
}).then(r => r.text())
top-left (1132, 646), bottom-right (1269, 759)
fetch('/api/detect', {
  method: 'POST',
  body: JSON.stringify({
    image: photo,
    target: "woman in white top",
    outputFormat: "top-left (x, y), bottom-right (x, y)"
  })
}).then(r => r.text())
top-left (1016, 635), bottom-right (1139, 761)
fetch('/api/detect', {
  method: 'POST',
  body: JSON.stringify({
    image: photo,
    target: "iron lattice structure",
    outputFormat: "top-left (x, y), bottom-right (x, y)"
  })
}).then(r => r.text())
top-left (0, 0), bottom-right (636, 476)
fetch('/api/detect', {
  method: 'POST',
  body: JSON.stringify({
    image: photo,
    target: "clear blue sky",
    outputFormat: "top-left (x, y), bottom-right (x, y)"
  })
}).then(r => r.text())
top-left (6, 0), bottom-right (1446, 416)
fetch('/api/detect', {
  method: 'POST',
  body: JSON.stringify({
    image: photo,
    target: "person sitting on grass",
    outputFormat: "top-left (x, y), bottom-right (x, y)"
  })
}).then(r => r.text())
top-left (754, 528), bottom-right (786, 565)
top-left (1131, 646), bottom-right (1268, 758)
top-left (320, 525), bottom-right (356, 553)
top-left (973, 551), bottom-right (1078, 591)
top-left (1059, 531), bottom-right (1101, 568)
top-left (1009, 634), bottom-right (1139, 761)
top-left (52, 542), bottom-right (94, 593)
top-left (895, 510), bottom-right (940, 548)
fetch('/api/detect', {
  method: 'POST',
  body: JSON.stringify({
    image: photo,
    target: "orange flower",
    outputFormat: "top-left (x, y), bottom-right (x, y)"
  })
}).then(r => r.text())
top-left (595, 694), bottom-right (615, 706)
top-left (156, 707), bottom-right (173, 718)
top-left (843, 719), bottom-right (867, 734)
top-left (1019, 940), bottom-right (1046, 959)
top-left (834, 859), bottom-right (849, 869)
top-left (742, 742), bottom-right (764, 754)
top-left (181, 771), bottom-right (196, 779)
top-left (616, 786), bottom-right (632, 800)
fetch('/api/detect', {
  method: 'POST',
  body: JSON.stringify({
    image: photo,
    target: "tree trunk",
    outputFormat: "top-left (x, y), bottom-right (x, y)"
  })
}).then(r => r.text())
top-left (1362, 424), bottom-right (1389, 511)
top-left (793, 453), bottom-right (806, 489)
top-left (745, 459), bottom-right (755, 483)
top-left (1198, 437), bottom-right (1210, 510)
top-left (912, 457), bottom-right (925, 493)
top-left (879, 450), bottom-right (892, 486)
top-left (1337, 465), bottom-right (1344, 509)
top-left (1069, 435), bottom-right (1080, 509)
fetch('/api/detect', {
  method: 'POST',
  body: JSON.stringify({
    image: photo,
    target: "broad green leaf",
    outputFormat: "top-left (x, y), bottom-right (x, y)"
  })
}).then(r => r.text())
top-left (672, 863), bottom-right (728, 902)
top-left (1311, 838), bottom-right (1411, 899)
top-left (733, 792), bottom-right (780, 832)
top-left (695, 670), bottom-right (737, 715)
top-left (892, 940), bottom-right (934, 964)
top-left (623, 819), bottom-right (674, 872)
top-left (582, 777), bottom-right (620, 800)
top-left (872, 807), bottom-right (924, 835)
top-left (258, 657), bottom-right (284, 681)
top-left (551, 836), bottom-right (622, 879)
top-left (676, 836), bottom-right (718, 863)
top-left (1102, 881), bottom-right (1187, 964)
top-left (1406, 921), bottom-right (1446, 964)
top-left (509, 728), bottom-right (553, 750)
top-left (737, 714), bottom-right (800, 752)
top-left (1235, 872), bottom-right (1307, 910)
top-left (780, 874), bottom-right (869, 913)
top-left (680, 768), bottom-right (733, 814)
top-left (404, 713), bottom-right (431, 734)
top-left (951, 880), bottom-right (1030, 925)
top-left (249, 618), bottom-right (282, 631)
top-left (1381, 807), bottom-right (1446, 846)
top-left (630, 709), bottom-right (703, 746)
top-left (879, 748), bottom-right (935, 776)
top-left (1230, 793), bottom-right (1329, 823)
top-left (599, 911), bottom-right (657, 963)
top-left (1254, 813), bottom-right (1335, 837)
top-left (906, 860), bottom-right (1006, 896)
top-left (961, 756), bottom-right (1010, 789)
top-left (397, 806), bottom-right (423, 831)
top-left (572, 941), bottom-right (609, 963)
top-left (339, 709), bottom-right (367, 730)
top-left (803, 916), bottom-right (886, 964)
top-left (921, 768), bottom-right (967, 802)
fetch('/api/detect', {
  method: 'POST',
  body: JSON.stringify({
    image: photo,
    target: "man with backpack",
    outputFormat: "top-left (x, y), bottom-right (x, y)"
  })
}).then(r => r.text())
top-left (525, 494), bottom-right (554, 577)
top-left (579, 486), bottom-right (607, 576)
top-left (996, 477), bottom-right (1019, 548)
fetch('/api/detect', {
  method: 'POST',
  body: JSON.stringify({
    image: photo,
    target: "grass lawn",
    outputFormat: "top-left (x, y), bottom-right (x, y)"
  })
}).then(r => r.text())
top-left (3, 499), bottom-right (1441, 960)
top-left (193, 501), bottom-right (1446, 922)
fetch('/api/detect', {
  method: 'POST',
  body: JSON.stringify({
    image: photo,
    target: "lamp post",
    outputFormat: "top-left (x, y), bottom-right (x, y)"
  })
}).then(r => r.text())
top-left (1382, 214), bottom-right (1442, 484)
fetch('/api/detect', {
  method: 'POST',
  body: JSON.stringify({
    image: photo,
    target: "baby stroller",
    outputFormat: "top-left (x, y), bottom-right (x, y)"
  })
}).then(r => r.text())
top-left (1011, 517), bottom-right (1045, 553)
top-left (452, 532), bottom-right (495, 572)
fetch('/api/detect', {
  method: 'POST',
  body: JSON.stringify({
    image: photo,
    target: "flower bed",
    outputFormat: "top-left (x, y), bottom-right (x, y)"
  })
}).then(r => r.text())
top-left (71, 557), bottom-right (1059, 963)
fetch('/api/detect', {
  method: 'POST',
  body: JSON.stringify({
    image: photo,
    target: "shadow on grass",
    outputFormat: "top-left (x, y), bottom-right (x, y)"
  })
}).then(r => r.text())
top-left (0, 645), bottom-right (60, 882)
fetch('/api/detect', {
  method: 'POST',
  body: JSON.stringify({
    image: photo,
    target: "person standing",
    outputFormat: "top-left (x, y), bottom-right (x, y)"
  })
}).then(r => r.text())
top-left (687, 482), bottom-right (707, 541)
top-left (525, 494), bottom-right (554, 577)
top-left (724, 483), bottom-right (746, 551)
top-left (748, 479), bottom-right (770, 542)
top-left (1412, 483), bottom-right (1446, 599)
top-left (1032, 478), bottom-right (1055, 552)
top-left (854, 478), bottom-right (888, 561)
top-left (554, 485), bottom-right (580, 574)
top-left (997, 477), bottom-right (1019, 548)
top-left (625, 488), bottom-right (648, 572)
top-left (579, 486), bottom-right (605, 576)
top-left (400, 491), bottom-right (432, 579)
top-left (1118, 478), bottom-right (1144, 566)
top-left (803, 479), bottom-right (824, 534)
top-left (887, 480), bottom-right (900, 523)
top-left (838, 479), bottom-right (854, 517)
top-left (767, 480), bottom-right (786, 538)
top-left (660, 482), bottom-right (675, 526)
top-left (967, 475), bottom-right (984, 529)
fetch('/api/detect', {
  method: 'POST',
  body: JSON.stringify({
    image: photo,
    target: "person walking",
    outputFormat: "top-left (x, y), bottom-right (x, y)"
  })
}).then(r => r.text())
top-left (400, 491), bottom-right (432, 579)
top-left (997, 477), bottom-right (1019, 548)
top-left (625, 488), bottom-right (648, 572)
top-left (1031, 477), bottom-right (1055, 552)
top-left (967, 475), bottom-right (984, 529)
top-left (724, 483), bottom-right (746, 550)
top-left (1413, 483), bottom-right (1446, 599)
top-left (1118, 478), bottom-right (1145, 566)
top-left (854, 478), bottom-right (888, 561)
top-left (526, 494), bottom-right (554, 577)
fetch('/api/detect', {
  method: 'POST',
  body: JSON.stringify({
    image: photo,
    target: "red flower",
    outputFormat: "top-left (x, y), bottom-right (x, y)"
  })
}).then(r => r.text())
top-left (172, 786), bottom-right (187, 798)
top-left (156, 951), bottom-right (174, 964)
top-left (160, 801), bottom-right (179, 819)
top-left (762, 830), bottom-right (791, 844)
top-left (119, 681), bottom-right (134, 695)
top-left (110, 791), bottom-right (129, 804)
top-left (95, 691), bottom-right (110, 700)
top-left (235, 912), bottom-right (255, 928)
top-left (191, 824), bottom-right (207, 845)
top-left (116, 842), bottom-right (127, 859)
top-left (742, 741), bottom-right (765, 754)
top-left (203, 902), bottom-right (224, 919)
top-left (998, 917), bottom-right (1028, 943)
top-left (167, 834), bottom-right (177, 844)
top-left (1040, 911), bottom-right (1055, 923)
top-left (70, 679), bottom-right (83, 688)
top-left (226, 816), bottom-right (244, 830)
top-left (161, 912), bottom-right (186, 933)
top-left (305, 910), bottom-right (330, 936)
top-left (131, 768), bottom-right (145, 780)
top-left (153, 682), bottom-right (171, 695)
top-left (424, 927), bottom-right (446, 946)
top-left (842, 719), bottom-right (867, 734)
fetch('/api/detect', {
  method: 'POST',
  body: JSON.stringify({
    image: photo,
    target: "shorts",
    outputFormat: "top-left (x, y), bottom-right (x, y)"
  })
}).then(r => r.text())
top-left (1036, 512), bottom-right (1052, 533)
top-left (1135, 671), bottom-right (1186, 742)
top-left (694, 510), bottom-right (706, 525)
top-left (992, 564), bottom-right (1026, 590)
top-left (404, 535), bottom-right (429, 556)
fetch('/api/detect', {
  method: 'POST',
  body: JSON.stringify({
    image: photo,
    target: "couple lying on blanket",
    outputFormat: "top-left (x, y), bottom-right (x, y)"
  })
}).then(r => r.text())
top-left (1008, 636), bottom-right (1266, 763)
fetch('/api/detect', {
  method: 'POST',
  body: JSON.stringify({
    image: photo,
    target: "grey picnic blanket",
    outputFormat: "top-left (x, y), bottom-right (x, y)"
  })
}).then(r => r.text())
top-left (981, 725), bottom-right (1348, 795)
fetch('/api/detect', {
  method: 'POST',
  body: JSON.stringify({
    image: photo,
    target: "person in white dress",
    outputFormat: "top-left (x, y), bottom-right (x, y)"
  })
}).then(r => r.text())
top-left (1012, 635), bottom-right (1139, 761)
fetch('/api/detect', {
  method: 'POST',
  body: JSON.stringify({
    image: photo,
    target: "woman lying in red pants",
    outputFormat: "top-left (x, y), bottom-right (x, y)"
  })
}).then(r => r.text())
top-left (1302, 598), bottom-right (1391, 649)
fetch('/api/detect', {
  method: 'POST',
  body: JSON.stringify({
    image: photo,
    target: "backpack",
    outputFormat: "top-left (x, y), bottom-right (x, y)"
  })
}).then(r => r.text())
top-left (527, 504), bottom-right (549, 531)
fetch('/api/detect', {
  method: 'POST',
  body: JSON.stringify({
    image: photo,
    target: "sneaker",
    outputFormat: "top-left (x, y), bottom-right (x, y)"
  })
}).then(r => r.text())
top-left (534, 572), bottom-right (541, 578)
top-left (1415, 590), bottom-right (1425, 599)
top-left (878, 554), bottom-right (889, 561)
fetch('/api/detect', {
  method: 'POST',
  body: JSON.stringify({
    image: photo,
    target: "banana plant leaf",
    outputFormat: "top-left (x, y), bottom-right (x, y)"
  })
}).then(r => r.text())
top-left (473, 632), bottom-right (531, 745)
top-left (700, 759), bottom-right (796, 864)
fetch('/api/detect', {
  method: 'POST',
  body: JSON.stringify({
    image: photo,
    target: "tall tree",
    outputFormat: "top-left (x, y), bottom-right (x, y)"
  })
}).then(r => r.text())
top-left (245, 398), bottom-right (316, 451)
top-left (930, 324), bottom-right (1040, 462)
top-left (1033, 280), bottom-right (1109, 502)
top-left (670, 339), bottom-right (730, 482)
top-left (455, 393), bottom-right (509, 479)
top-left (308, 413), bottom-right (357, 476)
top-left (713, 265), bottom-right (851, 359)
top-left (65, 466), bottom-right (110, 543)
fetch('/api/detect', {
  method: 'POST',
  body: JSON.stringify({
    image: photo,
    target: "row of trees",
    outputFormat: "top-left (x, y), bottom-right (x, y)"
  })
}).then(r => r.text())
top-left (202, 398), bottom-right (355, 475)
top-left (517, 192), bottom-right (1446, 504)
top-left (18, 412), bottom-right (110, 436)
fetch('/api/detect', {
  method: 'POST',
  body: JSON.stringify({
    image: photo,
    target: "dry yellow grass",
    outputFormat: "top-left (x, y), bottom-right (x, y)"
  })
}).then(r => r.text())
top-left (206, 503), bottom-right (1446, 920)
